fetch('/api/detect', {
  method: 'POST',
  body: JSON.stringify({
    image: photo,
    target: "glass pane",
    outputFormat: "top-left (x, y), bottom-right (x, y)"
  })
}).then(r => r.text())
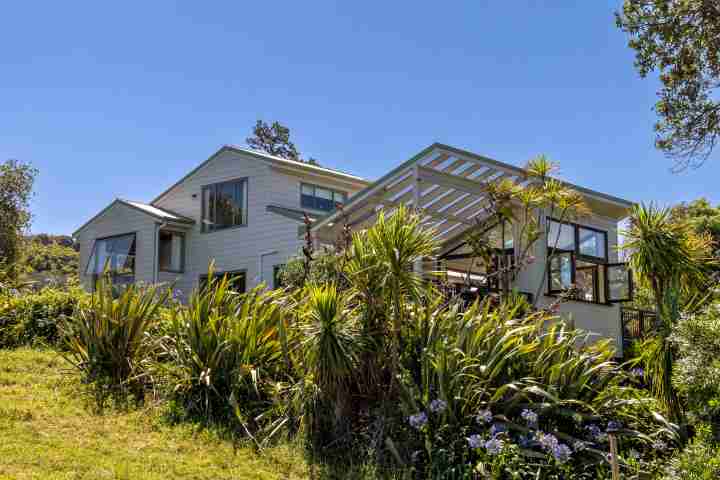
top-left (608, 264), bottom-right (631, 301)
top-left (171, 234), bottom-right (184, 271)
top-left (575, 260), bottom-right (598, 302)
top-left (547, 220), bottom-right (575, 251)
top-left (315, 188), bottom-right (332, 200)
top-left (301, 194), bottom-right (315, 209)
top-left (549, 252), bottom-right (572, 291)
top-left (579, 228), bottom-right (606, 258)
top-left (202, 186), bottom-right (215, 230)
top-left (158, 232), bottom-right (172, 271)
top-left (301, 184), bottom-right (314, 195)
top-left (85, 233), bottom-right (136, 276)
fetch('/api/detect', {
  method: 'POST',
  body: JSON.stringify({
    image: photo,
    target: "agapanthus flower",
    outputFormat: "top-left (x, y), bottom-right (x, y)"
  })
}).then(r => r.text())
top-left (484, 438), bottom-right (505, 455)
top-left (536, 432), bottom-right (559, 451)
top-left (408, 412), bottom-right (428, 429)
top-left (517, 434), bottom-right (532, 448)
top-left (429, 399), bottom-right (447, 413)
top-left (552, 443), bottom-right (573, 464)
top-left (585, 424), bottom-right (607, 442)
top-left (630, 367), bottom-right (644, 378)
top-left (467, 434), bottom-right (483, 449)
top-left (652, 439), bottom-right (667, 451)
top-left (521, 409), bottom-right (538, 426)
top-left (476, 409), bottom-right (493, 424)
top-left (490, 423), bottom-right (506, 437)
top-left (572, 440), bottom-right (587, 452)
top-left (606, 420), bottom-right (622, 432)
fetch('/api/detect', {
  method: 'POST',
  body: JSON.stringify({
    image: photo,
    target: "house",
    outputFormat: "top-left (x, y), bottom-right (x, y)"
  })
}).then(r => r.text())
top-left (73, 143), bottom-right (635, 354)
top-left (72, 145), bottom-right (370, 297)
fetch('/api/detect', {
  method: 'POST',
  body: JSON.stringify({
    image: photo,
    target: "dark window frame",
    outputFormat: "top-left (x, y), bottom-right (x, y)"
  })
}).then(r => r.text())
top-left (273, 264), bottom-right (285, 289)
top-left (158, 230), bottom-right (186, 273)
top-left (198, 269), bottom-right (247, 293)
top-left (201, 178), bottom-right (248, 233)
top-left (300, 183), bottom-right (347, 212)
top-left (84, 232), bottom-right (138, 288)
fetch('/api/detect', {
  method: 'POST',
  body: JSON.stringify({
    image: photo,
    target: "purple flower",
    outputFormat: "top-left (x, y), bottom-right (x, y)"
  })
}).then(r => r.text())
top-left (606, 420), bottom-right (622, 432)
top-left (552, 443), bottom-right (573, 464)
top-left (586, 424), bottom-right (607, 442)
top-left (517, 434), bottom-right (532, 448)
top-left (476, 409), bottom-right (493, 425)
top-left (484, 438), bottom-right (505, 455)
top-left (408, 412), bottom-right (428, 429)
top-left (536, 432), bottom-right (559, 452)
top-left (429, 399), bottom-right (447, 413)
top-left (521, 409), bottom-right (538, 426)
top-left (467, 434), bottom-right (483, 449)
top-left (490, 423), bottom-right (507, 437)
top-left (630, 367), bottom-right (644, 378)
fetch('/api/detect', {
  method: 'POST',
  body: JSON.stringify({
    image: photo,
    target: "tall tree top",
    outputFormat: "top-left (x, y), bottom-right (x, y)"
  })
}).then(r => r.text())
top-left (246, 120), bottom-right (301, 162)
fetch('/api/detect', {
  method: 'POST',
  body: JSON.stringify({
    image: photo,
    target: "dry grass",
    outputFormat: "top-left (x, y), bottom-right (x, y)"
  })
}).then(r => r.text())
top-left (0, 348), bottom-right (308, 480)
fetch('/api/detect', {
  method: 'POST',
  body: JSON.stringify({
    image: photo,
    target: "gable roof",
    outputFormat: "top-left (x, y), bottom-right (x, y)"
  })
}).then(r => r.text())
top-left (151, 145), bottom-right (370, 205)
top-left (72, 199), bottom-right (194, 237)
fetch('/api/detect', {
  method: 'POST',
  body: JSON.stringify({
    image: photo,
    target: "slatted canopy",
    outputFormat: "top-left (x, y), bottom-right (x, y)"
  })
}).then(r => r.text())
top-left (310, 143), bottom-right (634, 253)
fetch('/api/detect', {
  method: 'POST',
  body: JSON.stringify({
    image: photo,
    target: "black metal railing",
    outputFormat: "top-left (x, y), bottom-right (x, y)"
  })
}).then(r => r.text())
top-left (621, 307), bottom-right (657, 349)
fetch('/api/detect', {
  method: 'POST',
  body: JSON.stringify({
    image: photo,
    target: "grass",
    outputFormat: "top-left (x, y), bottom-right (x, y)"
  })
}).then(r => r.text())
top-left (0, 348), bottom-right (308, 480)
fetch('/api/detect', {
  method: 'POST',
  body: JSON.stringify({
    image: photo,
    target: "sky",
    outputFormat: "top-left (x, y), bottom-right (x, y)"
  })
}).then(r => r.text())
top-left (1, 1), bottom-right (718, 235)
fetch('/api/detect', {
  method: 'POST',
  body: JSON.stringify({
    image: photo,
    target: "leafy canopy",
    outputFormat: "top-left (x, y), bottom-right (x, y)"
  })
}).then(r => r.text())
top-left (0, 159), bottom-right (37, 281)
top-left (616, 1), bottom-right (720, 169)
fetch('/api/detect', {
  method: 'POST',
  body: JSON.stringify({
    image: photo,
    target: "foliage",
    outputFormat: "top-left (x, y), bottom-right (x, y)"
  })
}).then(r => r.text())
top-left (157, 276), bottom-right (292, 428)
top-left (247, 119), bottom-right (313, 163)
top-left (0, 285), bottom-right (86, 348)
top-left (0, 159), bottom-right (37, 281)
top-left (670, 302), bottom-right (720, 424)
top-left (616, 1), bottom-right (720, 169)
top-left (623, 204), bottom-right (717, 428)
top-left (23, 235), bottom-right (79, 278)
top-left (395, 297), bottom-right (676, 478)
top-left (670, 198), bottom-right (720, 260)
top-left (663, 424), bottom-right (720, 479)
top-left (61, 276), bottom-right (169, 402)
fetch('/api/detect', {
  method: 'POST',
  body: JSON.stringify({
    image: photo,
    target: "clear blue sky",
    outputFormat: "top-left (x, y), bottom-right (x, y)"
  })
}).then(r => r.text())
top-left (2, 1), bottom-right (717, 235)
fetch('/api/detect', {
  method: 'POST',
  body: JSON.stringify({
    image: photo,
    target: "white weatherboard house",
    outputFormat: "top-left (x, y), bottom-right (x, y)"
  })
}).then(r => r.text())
top-left (74, 143), bottom-right (635, 354)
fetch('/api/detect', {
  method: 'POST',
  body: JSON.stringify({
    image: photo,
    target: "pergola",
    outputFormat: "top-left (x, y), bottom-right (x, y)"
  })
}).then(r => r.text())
top-left (311, 143), bottom-right (631, 258)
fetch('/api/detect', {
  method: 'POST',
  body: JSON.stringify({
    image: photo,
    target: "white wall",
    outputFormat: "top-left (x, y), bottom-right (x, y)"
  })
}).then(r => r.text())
top-left (76, 202), bottom-right (158, 290)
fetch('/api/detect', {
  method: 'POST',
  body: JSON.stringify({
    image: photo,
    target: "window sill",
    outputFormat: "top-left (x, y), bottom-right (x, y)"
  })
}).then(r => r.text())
top-left (160, 270), bottom-right (185, 274)
top-left (545, 293), bottom-right (614, 308)
top-left (201, 224), bottom-right (248, 234)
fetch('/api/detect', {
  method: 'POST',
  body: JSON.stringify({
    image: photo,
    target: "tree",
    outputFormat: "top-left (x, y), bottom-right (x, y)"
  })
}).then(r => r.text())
top-left (616, 1), bottom-right (720, 170)
top-left (670, 198), bottom-right (720, 257)
top-left (246, 120), bottom-right (302, 162)
top-left (0, 159), bottom-right (37, 281)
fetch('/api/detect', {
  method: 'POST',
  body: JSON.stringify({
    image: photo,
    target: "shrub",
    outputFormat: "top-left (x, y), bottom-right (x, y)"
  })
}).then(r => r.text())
top-left (663, 424), bottom-right (720, 479)
top-left (157, 276), bottom-right (292, 427)
top-left (61, 277), bottom-right (169, 401)
top-left (0, 286), bottom-right (86, 348)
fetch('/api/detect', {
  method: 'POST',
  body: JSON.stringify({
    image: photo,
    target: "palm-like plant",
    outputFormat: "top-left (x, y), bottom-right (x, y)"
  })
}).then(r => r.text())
top-left (62, 275), bottom-right (169, 400)
top-left (623, 203), bottom-right (717, 432)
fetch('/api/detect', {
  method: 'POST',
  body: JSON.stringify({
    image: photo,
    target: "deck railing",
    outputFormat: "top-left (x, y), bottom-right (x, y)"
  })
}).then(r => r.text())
top-left (621, 307), bottom-right (657, 350)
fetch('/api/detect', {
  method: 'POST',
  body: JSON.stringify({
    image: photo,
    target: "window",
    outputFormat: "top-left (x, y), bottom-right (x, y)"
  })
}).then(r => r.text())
top-left (158, 230), bottom-right (185, 272)
top-left (85, 233), bottom-right (136, 285)
top-left (273, 264), bottom-right (285, 289)
top-left (546, 219), bottom-right (632, 304)
top-left (202, 179), bottom-right (247, 232)
top-left (199, 270), bottom-right (246, 293)
top-left (300, 183), bottom-right (347, 212)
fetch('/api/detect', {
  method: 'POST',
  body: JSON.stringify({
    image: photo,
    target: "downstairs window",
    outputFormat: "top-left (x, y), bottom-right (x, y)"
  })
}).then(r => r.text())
top-left (85, 233), bottom-right (136, 286)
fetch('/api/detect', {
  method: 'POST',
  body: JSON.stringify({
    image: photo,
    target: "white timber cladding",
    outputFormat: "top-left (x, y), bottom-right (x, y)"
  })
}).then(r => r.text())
top-left (150, 149), bottom-right (366, 296)
top-left (76, 202), bottom-right (157, 290)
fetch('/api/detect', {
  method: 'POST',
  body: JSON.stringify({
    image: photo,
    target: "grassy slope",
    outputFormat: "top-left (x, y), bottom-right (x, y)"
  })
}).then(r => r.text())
top-left (0, 348), bottom-right (307, 480)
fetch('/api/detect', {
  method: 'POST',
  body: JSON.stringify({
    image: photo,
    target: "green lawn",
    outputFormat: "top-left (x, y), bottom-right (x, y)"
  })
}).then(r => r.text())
top-left (0, 348), bottom-right (308, 480)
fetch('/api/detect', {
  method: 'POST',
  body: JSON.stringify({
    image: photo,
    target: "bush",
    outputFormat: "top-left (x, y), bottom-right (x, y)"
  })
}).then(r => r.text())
top-left (663, 424), bottom-right (720, 479)
top-left (0, 286), bottom-right (86, 348)
top-left (157, 276), bottom-right (292, 428)
top-left (61, 277), bottom-right (169, 402)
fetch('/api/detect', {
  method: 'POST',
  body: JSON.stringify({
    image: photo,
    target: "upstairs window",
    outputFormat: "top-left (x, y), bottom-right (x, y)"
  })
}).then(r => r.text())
top-left (158, 230), bottom-right (185, 273)
top-left (301, 183), bottom-right (347, 212)
top-left (202, 178), bottom-right (247, 232)
top-left (199, 270), bottom-right (247, 294)
top-left (85, 233), bottom-right (136, 285)
top-left (546, 218), bottom-right (631, 304)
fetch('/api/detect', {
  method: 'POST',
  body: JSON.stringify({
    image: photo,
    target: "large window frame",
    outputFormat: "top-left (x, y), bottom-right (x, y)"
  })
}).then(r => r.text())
top-left (201, 178), bottom-right (248, 233)
top-left (300, 183), bottom-right (347, 212)
top-left (84, 232), bottom-right (137, 287)
top-left (546, 218), bottom-right (631, 304)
